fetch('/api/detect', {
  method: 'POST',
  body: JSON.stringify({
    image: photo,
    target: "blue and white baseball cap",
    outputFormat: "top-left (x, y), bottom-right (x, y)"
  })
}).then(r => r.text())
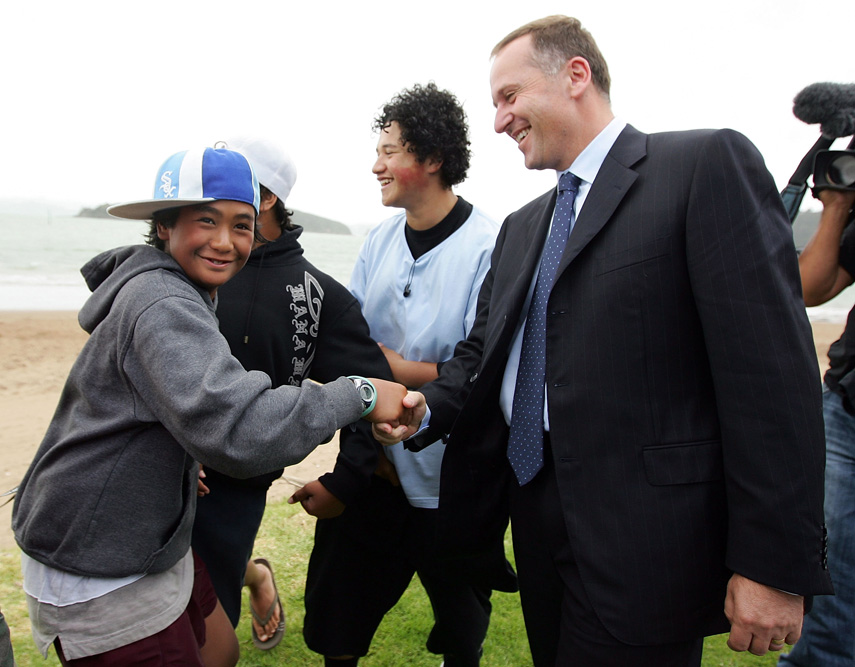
top-left (107, 147), bottom-right (260, 220)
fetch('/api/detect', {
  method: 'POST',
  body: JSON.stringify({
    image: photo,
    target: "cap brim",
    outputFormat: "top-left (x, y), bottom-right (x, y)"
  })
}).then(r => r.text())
top-left (106, 198), bottom-right (216, 220)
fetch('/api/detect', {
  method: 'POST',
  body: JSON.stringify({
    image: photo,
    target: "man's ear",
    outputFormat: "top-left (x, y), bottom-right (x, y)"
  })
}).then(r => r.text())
top-left (156, 223), bottom-right (170, 241)
top-left (565, 56), bottom-right (593, 99)
top-left (259, 189), bottom-right (279, 213)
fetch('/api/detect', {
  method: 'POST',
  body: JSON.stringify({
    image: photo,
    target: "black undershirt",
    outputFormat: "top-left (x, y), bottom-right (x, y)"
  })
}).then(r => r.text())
top-left (404, 196), bottom-right (473, 260)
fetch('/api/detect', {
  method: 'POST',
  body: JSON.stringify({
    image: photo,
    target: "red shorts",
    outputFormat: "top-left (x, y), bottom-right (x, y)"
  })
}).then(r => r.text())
top-left (55, 551), bottom-right (218, 666)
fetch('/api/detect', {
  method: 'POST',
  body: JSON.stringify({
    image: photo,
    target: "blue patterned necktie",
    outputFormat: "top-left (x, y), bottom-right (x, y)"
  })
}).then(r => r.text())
top-left (508, 171), bottom-right (582, 485)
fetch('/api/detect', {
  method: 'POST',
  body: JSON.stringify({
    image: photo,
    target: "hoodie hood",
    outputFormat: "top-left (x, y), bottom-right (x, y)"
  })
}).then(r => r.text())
top-left (246, 224), bottom-right (305, 268)
top-left (223, 226), bottom-right (307, 347)
top-left (78, 245), bottom-right (210, 333)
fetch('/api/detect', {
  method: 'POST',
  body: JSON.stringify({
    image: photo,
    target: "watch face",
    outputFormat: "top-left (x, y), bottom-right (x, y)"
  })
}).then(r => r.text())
top-left (357, 383), bottom-right (375, 402)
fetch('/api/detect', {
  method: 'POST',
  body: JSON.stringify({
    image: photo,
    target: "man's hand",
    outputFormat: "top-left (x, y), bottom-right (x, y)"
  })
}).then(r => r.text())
top-left (817, 187), bottom-right (855, 211)
top-left (372, 391), bottom-right (427, 446)
top-left (725, 573), bottom-right (804, 655)
top-left (288, 480), bottom-right (345, 519)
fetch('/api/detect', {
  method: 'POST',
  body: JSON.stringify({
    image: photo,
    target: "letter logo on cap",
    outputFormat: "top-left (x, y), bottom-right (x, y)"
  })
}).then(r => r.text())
top-left (159, 171), bottom-right (176, 199)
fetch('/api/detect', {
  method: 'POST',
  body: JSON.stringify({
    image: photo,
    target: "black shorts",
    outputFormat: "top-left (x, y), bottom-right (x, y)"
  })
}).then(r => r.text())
top-left (303, 477), bottom-right (515, 658)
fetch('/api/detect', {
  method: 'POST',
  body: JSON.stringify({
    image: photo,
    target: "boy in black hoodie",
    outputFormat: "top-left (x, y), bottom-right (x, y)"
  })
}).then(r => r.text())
top-left (191, 137), bottom-right (393, 650)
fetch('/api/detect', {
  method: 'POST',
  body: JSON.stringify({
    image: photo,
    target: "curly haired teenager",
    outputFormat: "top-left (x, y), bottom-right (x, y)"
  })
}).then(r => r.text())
top-left (297, 84), bottom-right (517, 667)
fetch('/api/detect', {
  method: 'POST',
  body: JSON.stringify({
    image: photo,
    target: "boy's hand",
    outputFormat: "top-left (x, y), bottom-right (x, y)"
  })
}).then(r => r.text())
top-left (372, 391), bottom-right (426, 445)
top-left (288, 480), bottom-right (344, 518)
top-left (197, 465), bottom-right (210, 497)
top-left (361, 378), bottom-right (412, 425)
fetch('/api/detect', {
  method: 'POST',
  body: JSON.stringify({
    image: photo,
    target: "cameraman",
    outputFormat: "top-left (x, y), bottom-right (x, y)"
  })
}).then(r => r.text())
top-left (781, 187), bottom-right (855, 666)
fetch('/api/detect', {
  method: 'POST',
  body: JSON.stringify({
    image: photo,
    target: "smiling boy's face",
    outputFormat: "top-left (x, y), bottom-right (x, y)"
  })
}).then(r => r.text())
top-left (372, 122), bottom-right (434, 210)
top-left (157, 200), bottom-right (256, 297)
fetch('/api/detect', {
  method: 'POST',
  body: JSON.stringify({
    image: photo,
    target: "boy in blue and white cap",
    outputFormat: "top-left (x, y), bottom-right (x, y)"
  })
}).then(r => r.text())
top-left (12, 147), bottom-right (407, 666)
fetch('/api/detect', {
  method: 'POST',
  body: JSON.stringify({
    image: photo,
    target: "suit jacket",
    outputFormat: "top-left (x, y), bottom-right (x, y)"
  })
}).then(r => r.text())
top-left (414, 125), bottom-right (833, 644)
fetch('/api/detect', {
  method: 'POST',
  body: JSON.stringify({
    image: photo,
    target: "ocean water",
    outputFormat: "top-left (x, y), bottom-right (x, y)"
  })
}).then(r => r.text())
top-left (0, 212), bottom-right (366, 311)
top-left (0, 211), bottom-right (851, 322)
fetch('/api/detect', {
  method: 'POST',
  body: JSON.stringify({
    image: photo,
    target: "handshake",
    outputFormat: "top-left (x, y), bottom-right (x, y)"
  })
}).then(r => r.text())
top-left (360, 379), bottom-right (428, 446)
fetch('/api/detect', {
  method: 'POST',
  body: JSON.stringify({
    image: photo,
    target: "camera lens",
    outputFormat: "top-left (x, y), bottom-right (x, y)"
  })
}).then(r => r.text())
top-left (828, 154), bottom-right (855, 188)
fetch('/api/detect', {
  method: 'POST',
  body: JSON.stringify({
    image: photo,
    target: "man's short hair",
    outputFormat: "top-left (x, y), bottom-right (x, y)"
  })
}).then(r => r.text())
top-left (492, 15), bottom-right (611, 99)
top-left (373, 82), bottom-right (471, 188)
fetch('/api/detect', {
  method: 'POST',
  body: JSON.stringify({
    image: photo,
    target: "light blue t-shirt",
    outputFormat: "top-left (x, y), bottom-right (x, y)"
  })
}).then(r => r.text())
top-left (350, 205), bottom-right (498, 507)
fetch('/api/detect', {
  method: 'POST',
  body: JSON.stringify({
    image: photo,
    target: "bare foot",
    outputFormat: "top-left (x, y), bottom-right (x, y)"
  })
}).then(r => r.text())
top-left (244, 558), bottom-right (283, 644)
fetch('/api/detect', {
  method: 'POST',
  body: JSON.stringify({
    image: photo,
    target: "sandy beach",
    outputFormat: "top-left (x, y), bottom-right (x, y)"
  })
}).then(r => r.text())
top-left (0, 310), bottom-right (846, 553)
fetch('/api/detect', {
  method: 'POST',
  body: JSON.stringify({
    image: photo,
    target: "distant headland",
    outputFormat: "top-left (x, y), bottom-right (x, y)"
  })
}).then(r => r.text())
top-left (75, 203), bottom-right (351, 235)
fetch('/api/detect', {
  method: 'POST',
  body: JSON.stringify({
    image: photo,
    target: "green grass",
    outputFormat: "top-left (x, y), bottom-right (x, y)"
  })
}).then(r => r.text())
top-left (1, 501), bottom-right (785, 665)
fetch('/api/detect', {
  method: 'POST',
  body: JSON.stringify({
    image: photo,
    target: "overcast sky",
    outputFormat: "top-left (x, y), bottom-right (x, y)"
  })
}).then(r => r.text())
top-left (2, 0), bottom-right (852, 226)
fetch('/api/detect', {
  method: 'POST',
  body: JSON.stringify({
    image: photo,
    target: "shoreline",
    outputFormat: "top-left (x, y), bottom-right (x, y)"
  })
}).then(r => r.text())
top-left (0, 311), bottom-right (846, 552)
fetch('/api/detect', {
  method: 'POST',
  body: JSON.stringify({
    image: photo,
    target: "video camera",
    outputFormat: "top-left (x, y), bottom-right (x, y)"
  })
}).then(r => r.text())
top-left (813, 149), bottom-right (855, 192)
top-left (780, 82), bottom-right (855, 223)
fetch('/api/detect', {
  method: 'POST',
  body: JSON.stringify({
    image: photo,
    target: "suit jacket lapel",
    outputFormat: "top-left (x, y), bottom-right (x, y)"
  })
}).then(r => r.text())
top-left (483, 126), bottom-right (647, 359)
top-left (482, 189), bottom-right (556, 363)
top-left (510, 189), bottom-right (556, 306)
top-left (556, 125), bottom-right (648, 276)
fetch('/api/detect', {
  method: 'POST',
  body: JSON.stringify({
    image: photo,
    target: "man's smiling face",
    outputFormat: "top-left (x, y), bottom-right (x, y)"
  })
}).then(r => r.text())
top-left (490, 35), bottom-right (577, 172)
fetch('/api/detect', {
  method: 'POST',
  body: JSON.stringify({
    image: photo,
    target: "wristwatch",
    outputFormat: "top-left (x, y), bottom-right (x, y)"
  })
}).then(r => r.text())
top-left (348, 376), bottom-right (377, 417)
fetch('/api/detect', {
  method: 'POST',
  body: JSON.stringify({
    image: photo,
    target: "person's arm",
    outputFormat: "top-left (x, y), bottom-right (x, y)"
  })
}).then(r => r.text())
top-left (288, 379), bottom-right (408, 516)
top-left (379, 344), bottom-right (439, 389)
top-left (289, 445), bottom-right (400, 518)
top-left (798, 189), bottom-right (855, 306)
top-left (126, 296), bottom-right (374, 478)
top-left (376, 220), bottom-right (496, 392)
top-left (298, 285), bottom-right (395, 509)
top-left (684, 130), bottom-right (832, 652)
top-left (371, 214), bottom-right (509, 449)
top-left (288, 479), bottom-right (345, 519)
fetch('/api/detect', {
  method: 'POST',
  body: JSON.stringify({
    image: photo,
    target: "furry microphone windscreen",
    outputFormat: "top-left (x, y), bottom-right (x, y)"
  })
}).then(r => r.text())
top-left (793, 82), bottom-right (855, 138)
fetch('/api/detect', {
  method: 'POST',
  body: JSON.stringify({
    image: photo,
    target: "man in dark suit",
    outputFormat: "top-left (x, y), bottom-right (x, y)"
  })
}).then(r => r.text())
top-left (374, 15), bottom-right (833, 666)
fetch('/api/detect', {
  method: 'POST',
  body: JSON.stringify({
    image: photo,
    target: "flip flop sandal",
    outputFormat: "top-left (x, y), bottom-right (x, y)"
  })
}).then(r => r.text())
top-left (250, 558), bottom-right (285, 650)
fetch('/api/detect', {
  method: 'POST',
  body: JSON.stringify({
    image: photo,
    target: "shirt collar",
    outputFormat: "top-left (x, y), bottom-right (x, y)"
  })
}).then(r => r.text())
top-left (557, 117), bottom-right (627, 188)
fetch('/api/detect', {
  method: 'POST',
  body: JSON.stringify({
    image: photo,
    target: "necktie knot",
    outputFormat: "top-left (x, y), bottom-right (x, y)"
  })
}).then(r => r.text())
top-left (559, 171), bottom-right (581, 196)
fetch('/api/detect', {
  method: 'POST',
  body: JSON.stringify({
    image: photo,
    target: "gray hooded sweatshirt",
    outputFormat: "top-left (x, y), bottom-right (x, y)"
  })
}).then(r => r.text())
top-left (13, 245), bottom-right (363, 578)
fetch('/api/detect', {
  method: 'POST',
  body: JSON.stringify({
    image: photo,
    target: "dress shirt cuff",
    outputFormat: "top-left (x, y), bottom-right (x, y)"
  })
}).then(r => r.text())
top-left (405, 404), bottom-right (432, 441)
